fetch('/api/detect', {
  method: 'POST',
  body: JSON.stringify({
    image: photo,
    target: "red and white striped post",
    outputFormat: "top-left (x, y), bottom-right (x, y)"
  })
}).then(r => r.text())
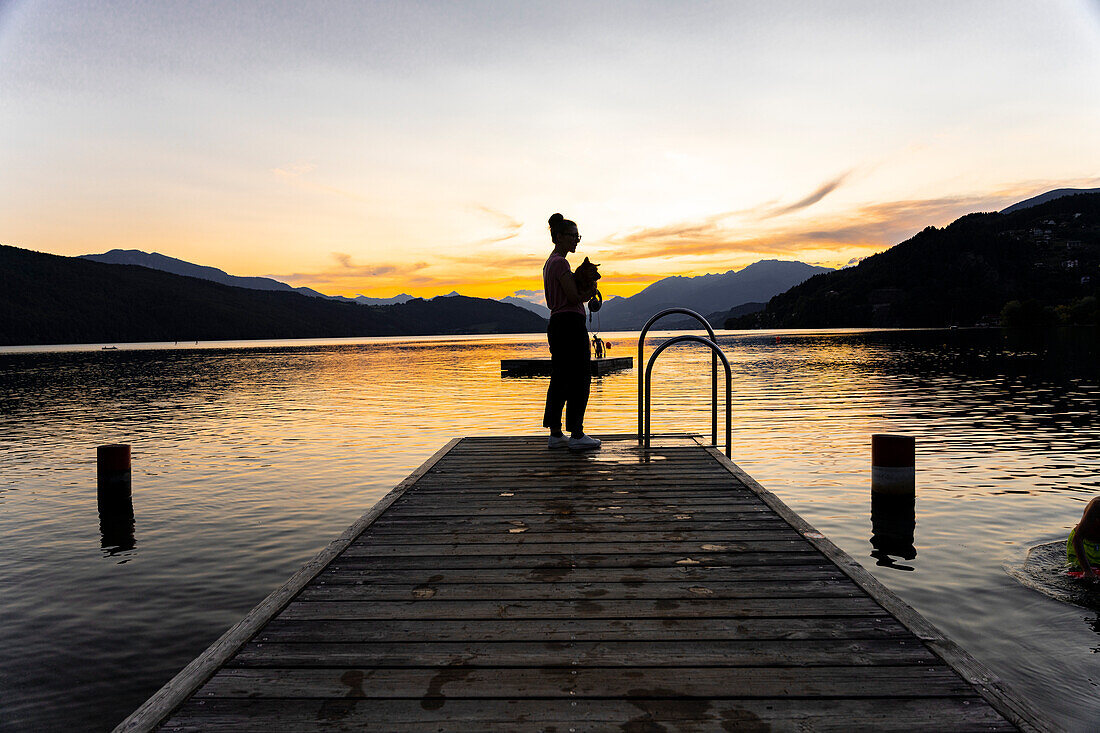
top-left (871, 434), bottom-right (915, 495)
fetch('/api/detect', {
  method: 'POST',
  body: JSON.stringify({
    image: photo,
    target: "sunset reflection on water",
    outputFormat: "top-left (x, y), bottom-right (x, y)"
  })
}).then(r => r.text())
top-left (1, 328), bottom-right (1098, 730)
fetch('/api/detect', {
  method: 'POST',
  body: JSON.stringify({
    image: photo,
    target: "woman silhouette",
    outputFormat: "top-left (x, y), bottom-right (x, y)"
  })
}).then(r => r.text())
top-left (543, 213), bottom-right (600, 451)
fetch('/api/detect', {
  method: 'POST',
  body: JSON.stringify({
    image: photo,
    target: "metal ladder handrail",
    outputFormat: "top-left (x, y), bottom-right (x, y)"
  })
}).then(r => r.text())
top-left (637, 308), bottom-right (718, 446)
top-left (643, 335), bottom-right (732, 457)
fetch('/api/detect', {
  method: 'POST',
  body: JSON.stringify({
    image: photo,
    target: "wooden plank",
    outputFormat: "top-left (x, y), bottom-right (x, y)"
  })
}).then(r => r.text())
top-left (277, 597), bottom-right (887, 620)
top-left (424, 450), bottom-right (719, 459)
top-left (415, 471), bottom-right (738, 478)
top-left (416, 473), bottom-right (737, 482)
top-left (316, 565), bottom-right (848, 585)
top-left (445, 435), bottom-right (693, 446)
top-left (698, 440), bottom-right (1050, 733)
top-left (430, 452), bottom-right (719, 460)
top-left (368, 516), bottom-right (786, 531)
top-left (111, 438), bottom-right (464, 733)
top-left (409, 485), bottom-right (751, 495)
top-left (374, 509), bottom-right (775, 521)
top-left (357, 529), bottom-right (804, 544)
top-left (424, 458), bottom-right (721, 464)
top-left (256, 616), bottom-right (913, 643)
top-left (340, 539), bottom-right (813, 556)
top-left (406, 480), bottom-right (745, 491)
top-left (163, 697), bottom-right (1014, 733)
top-left (196, 665), bottom-right (975, 699)
top-left (325, 551), bottom-right (826, 570)
top-left (296, 578), bottom-right (866, 601)
top-left (229, 639), bottom-right (937, 667)
top-left (375, 501), bottom-right (773, 512)
top-left (363, 525), bottom-right (792, 538)
top-left (399, 489), bottom-right (746, 500)
top-left (363, 524), bottom-right (785, 538)
top-left (435, 460), bottom-right (720, 466)
top-left (122, 436), bottom-right (1044, 732)
top-left (381, 503), bottom-right (768, 517)
top-left (424, 455), bottom-right (723, 463)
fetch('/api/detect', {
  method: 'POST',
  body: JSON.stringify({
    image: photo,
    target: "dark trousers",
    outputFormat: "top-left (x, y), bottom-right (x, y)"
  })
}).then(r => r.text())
top-left (542, 312), bottom-right (591, 435)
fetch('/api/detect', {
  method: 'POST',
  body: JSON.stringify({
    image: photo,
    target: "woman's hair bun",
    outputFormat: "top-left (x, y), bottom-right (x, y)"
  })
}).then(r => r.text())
top-left (548, 213), bottom-right (564, 227)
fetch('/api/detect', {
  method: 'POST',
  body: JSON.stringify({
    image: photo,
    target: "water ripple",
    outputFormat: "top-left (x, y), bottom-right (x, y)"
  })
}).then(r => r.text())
top-left (1, 328), bottom-right (1098, 729)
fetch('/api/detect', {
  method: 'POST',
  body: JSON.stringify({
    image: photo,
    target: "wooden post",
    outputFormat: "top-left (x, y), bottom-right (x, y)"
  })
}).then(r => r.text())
top-left (870, 492), bottom-right (916, 565)
top-left (97, 444), bottom-right (134, 551)
top-left (99, 496), bottom-right (135, 552)
top-left (97, 443), bottom-right (131, 500)
top-left (871, 434), bottom-right (914, 495)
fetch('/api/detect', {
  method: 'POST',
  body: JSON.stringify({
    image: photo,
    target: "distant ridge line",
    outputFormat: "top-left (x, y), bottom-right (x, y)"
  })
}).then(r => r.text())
top-left (1000, 187), bottom-right (1100, 214)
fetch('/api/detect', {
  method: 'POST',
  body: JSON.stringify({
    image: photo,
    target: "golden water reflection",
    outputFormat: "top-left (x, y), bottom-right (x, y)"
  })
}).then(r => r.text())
top-left (1, 327), bottom-right (1099, 730)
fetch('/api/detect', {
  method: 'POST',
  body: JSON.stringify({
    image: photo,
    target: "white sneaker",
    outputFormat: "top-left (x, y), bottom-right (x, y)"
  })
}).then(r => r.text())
top-left (568, 434), bottom-right (601, 451)
top-left (548, 434), bottom-right (570, 449)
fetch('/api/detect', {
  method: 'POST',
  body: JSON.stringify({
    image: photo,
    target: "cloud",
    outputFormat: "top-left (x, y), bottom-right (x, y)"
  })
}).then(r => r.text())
top-left (437, 252), bottom-right (543, 270)
top-left (467, 204), bottom-right (523, 247)
top-left (474, 205), bottom-right (522, 232)
top-left (760, 171), bottom-right (851, 218)
top-left (472, 231), bottom-right (523, 247)
top-left (272, 252), bottom-right (426, 286)
top-left (603, 191), bottom-right (1018, 261)
top-left (597, 270), bottom-right (687, 285)
top-left (398, 273), bottom-right (544, 289)
top-left (271, 163), bottom-right (317, 177)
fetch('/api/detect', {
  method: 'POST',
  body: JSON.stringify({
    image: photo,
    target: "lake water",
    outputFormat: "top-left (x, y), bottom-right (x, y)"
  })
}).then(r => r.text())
top-left (2, 328), bottom-right (1099, 731)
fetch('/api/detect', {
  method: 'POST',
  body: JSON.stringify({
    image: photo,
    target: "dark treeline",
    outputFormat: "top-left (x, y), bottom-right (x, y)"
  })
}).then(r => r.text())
top-left (729, 193), bottom-right (1100, 329)
top-left (0, 245), bottom-right (546, 346)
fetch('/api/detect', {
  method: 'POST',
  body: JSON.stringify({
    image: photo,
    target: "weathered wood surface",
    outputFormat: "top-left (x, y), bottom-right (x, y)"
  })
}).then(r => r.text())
top-left (119, 436), bottom-right (1050, 732)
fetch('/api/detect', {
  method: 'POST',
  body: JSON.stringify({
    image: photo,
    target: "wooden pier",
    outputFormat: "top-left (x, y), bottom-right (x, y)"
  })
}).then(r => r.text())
top-left (117, 436), bottom-right (1050, 732)
top-left (501, 356), bottom-right (632, 376)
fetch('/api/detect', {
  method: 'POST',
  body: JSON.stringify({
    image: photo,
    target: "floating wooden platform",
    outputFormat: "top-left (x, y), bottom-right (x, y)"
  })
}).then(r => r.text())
top-left (117, 436), bottom-right (1050, 732)
top-left (501, 356), bottom-right (632, 376)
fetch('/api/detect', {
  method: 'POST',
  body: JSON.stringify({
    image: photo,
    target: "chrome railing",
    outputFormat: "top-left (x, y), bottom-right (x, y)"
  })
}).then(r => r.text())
top-left (643, 335), bottom-right (732, 457)
top-left (637, 308), bottom-right (718, 446)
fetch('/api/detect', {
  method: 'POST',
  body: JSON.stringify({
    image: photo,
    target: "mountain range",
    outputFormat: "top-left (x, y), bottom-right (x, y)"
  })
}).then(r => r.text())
top-left (730, 191), bottom-right (1100, 329)
top-left (1000, 187), bottom-right (1100, 215)
top-left (498, 296), bottom-right (551, 318)
top-left (593, 260), bottom-right (833, 330)
top-left (80, 250), bottom-right (414, 306)
top-left (77, 248), bottom-right (819, 328)
top-left (0, 245), bottom-right (545, 346)
top-left (7, 186), bottom-right (1097, 346)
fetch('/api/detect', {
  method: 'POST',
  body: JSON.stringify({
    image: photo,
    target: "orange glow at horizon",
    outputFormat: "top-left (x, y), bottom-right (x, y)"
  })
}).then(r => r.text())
top-left (2, 3), bottom-right (1098, 302)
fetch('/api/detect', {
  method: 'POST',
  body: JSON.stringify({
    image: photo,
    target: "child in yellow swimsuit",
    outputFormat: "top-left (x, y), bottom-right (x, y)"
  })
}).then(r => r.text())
top-left (1067, 497), bottom-right (1100, 580)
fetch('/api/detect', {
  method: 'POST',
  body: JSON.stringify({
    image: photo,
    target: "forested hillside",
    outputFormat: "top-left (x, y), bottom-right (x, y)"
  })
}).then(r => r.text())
top-left (730, 193), bottom-right (1100, 329)
top-left (0, 245), bottom-right (546, 346)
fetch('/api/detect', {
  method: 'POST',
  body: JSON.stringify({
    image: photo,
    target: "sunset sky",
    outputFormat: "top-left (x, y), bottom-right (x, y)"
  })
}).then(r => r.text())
top-left (2, 1), bottom-right (1099, 300)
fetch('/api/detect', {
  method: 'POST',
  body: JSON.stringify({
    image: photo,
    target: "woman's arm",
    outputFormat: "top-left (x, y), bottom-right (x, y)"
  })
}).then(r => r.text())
top-left (557, 270), bottom-right (597, 305)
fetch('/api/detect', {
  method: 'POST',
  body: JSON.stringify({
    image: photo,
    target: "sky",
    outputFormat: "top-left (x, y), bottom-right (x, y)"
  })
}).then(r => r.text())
top-left (2, 1), bottom-right (1099, 301)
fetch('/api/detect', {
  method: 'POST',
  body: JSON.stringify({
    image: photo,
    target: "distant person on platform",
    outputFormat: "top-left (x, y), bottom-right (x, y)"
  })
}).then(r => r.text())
top-left (1068, 497), bottom-right (1100, 581)
top-left (543, 213), bottom-right (600, 451)
top-left (592, 335), bottom-right (605, 359)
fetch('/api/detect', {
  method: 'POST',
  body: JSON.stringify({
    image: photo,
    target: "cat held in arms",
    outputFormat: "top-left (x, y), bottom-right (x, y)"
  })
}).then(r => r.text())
top-left (573, 257), bottom-right (603, 321)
